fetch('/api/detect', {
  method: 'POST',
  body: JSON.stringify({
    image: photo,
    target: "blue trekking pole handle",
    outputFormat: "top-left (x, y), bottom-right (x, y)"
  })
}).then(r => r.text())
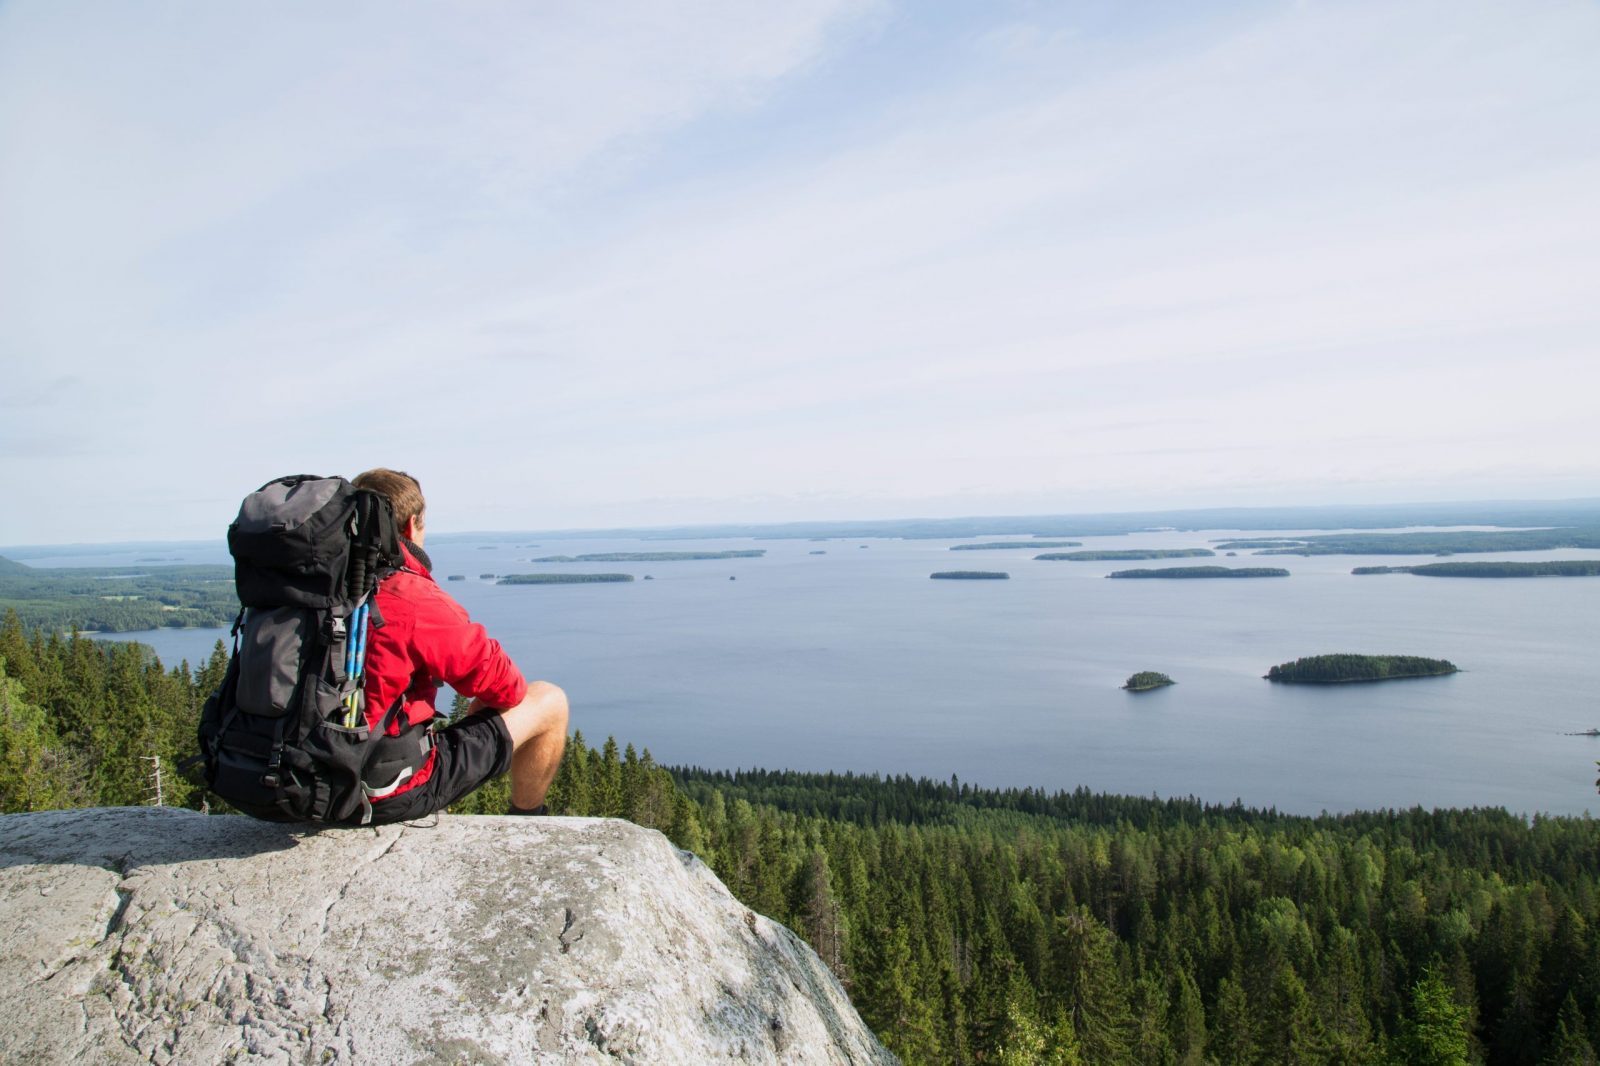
top-left (344, 607), bottom-right (358, 680)
top-left (354, 601), bottom-right (368, 676)
top-left (343, 600), bottom-right (368, 724)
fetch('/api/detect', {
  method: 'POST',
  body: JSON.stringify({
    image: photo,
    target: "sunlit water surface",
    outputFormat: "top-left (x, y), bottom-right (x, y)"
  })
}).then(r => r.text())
top-left (82, 528), bottom-right (1600, 817)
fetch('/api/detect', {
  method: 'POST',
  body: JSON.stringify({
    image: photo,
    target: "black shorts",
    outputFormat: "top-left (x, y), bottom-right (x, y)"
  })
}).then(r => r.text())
top-left (364, 711), bottom-right (513, 824)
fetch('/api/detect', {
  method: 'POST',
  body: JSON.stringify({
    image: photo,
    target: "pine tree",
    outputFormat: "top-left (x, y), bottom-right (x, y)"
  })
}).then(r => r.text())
top-left (1049, 909), bottom-right (1134, 1065)
top-left (0, 669), bottom-right (84, 811)
top-left (1168, 966), bottom-right (1206, 1066)
top-left (1211, 974), bottom-right (1256, 1066)
top-left (1400, 965), bottom-right (1471, 1066)
top-left (1543, 994), bottom-right (1598, 1066)
top-left (597, 736), bottom-right (624, 818)
top-left (547, 730), bottom-right (590, 815)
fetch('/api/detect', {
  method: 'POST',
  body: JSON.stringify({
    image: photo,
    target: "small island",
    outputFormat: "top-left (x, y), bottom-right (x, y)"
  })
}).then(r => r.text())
top-left (530, 550), bottom-right (764, 562)
top-left (479, 573), bottom-right (496, 579)
top-left (1035, 549), bottom-right (1215, 561)
top-left (498, 573), bottom-right (635, 585)
top-left (447, 574), bottom-right (466, 581)
top-left (1265, 654), bottom-right (1458, 684)
top-left (951, 540), bottom-right (1083, 551)
top-left (1353, 561), bottom-right (1600, 578)
top-left (930, 571), bottom-right (1010, 580)
top-left (1124, 671), bottom-right (1175, 692)
top-left (809, 550), bottom-right (827, 555)
top-left (1108, 566), bottom-right (1289, 579)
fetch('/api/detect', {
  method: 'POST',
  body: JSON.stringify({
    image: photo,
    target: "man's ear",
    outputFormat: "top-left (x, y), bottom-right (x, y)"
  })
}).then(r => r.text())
top-left (401, 515), bottom-right (422, 542)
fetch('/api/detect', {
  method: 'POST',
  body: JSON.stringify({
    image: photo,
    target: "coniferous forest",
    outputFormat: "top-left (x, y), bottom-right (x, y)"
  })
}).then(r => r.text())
top-left (3, 613), bottom-right (1599, 1064)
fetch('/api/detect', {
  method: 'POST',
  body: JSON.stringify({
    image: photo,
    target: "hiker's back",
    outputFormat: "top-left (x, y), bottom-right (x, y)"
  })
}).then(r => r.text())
top-left (197, 474), bottom-right (412, 824)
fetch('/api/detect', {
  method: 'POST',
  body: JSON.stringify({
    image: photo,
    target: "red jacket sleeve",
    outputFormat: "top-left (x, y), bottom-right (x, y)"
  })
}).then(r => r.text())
top-left (406, 581), bottom-right (528, 709)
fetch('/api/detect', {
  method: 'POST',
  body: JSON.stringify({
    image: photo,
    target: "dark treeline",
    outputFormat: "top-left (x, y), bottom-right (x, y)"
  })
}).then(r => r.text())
top-left (1267, 655), bottom-right (1460, 684)
top-left (951, 541), bottom-right (1084, 551)
top-left (1352, 562), bottom-right (1600, 579)
top-left (1037, 549), bottom-right (1216, 561)
top-left (496, 573), bottom-right (635, 584)
top-left (4, 614), bottom-right (1599, 1064)
top-left (1108, 566), bottom-right (1291, 579)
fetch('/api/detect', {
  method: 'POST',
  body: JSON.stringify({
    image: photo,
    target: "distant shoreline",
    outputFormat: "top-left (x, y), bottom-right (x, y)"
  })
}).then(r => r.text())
top-left (9, 497), bottom-right (1600, 553)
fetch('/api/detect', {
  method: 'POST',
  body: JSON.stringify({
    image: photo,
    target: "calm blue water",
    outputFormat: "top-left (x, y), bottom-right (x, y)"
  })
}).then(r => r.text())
top-left (87, 528), bottom-right (1600, 817)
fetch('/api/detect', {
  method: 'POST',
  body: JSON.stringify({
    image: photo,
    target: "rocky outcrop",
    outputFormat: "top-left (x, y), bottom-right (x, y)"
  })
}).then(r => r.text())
top-left (0, 808), bottom-right (895, 1064)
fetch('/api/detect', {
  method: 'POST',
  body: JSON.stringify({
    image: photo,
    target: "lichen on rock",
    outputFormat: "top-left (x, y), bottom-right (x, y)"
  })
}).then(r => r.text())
top-left (0, 808), bottom-right (895, 1065)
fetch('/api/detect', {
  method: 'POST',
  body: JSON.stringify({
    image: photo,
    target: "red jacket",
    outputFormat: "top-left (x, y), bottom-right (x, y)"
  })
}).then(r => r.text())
top-left (362, 541), bottom-right (527, 799)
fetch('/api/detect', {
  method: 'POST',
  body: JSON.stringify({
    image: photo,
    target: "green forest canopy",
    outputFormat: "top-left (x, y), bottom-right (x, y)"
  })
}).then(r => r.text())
top-left (1036, 549), bottom-right (1215, 561)
top-left (1266, 655), bottom-right (1459, 684)
top-left (1108, 566), bottom-right (1290, 579)
top-left (1354, 561), bottom-right (1600, 578)
top-left (497, 573), bottom-right (634, 585)
top-left (0, 562), bottom-right (237, 632)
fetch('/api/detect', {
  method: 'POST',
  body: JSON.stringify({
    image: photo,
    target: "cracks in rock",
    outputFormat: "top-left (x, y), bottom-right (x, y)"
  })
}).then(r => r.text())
top-left (318, 829), bottom-right (405, 938)
top-left (558, 908), bottom-right (583, 954)
top-left (104, 887), bottom-right (135, 944)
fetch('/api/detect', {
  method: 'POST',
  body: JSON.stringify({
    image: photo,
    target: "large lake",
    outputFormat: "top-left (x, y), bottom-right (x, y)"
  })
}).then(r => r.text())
top-left (80, 527), bottom-right (1599, 817)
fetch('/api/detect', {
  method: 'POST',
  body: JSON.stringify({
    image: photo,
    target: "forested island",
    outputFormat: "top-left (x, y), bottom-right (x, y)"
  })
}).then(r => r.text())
top-left (1226, 526), bottom-right (1600, 556)
top-left (950, 540), bottom-right (1083, 551)
top-left (1266, 654), bottom-right (1458, 683)
top-left (929, 571), bottom-right (1009, 580)
top-left (531, 550), bottom-right (765, 562)
top-left (0, 557), bottom-right (236, 632)
top-left (1354, 561), bottom-right (1600, 577)
top-left (1109, 566), bottom-right (1290, 579)
top-left (2, 616), bottom-right (1599, 1064)
top-left (1035, 548), bottom-right (1215, 561)
top-left (497, 573), bottom-right (634, 585)
top-left (1123, 671), bottom-right (1175, 691)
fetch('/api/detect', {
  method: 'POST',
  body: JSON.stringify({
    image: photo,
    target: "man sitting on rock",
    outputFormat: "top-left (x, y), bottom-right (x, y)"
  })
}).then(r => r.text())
top-left (351, 467), bottom-right (568, 821)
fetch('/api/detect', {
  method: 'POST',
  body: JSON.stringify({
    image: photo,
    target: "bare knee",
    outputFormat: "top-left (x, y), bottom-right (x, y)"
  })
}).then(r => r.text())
top-left (531, 680), bottom-right (569, 733)
top-left (501, 680), bottom-right (567, 747)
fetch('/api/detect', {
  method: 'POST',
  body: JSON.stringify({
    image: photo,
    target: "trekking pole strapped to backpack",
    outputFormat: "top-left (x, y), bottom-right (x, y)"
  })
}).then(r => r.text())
top-left (197, 474), bottom-right (424, 824)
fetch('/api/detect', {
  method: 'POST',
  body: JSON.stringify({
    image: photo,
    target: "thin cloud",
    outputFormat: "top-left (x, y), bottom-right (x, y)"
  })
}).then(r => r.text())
top-left (0, 0), bottom-right (1595, 541)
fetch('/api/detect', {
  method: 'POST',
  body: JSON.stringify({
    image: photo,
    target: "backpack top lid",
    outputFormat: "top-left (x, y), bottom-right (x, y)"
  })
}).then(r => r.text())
top-left (228, 475), bottom-right (400, 610)
top-left (234, 476), bottom-right (345, 537)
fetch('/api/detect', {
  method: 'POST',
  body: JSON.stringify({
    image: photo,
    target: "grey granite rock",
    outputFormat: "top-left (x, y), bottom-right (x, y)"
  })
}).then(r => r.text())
top-left (0, 808), bottom-right (896, 1065)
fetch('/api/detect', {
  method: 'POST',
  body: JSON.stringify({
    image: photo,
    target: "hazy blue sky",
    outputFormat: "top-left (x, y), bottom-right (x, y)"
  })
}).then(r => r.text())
top-left (2, 0), bottom-right (1597, 543)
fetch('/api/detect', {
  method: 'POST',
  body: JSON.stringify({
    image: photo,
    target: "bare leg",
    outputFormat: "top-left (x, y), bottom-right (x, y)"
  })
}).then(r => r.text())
top-left (471, 681), bottom-right (568, 811)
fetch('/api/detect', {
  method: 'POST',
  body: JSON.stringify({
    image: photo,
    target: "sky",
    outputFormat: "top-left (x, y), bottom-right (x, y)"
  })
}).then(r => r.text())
top-left (2, 0), bottom-right (1597, 544)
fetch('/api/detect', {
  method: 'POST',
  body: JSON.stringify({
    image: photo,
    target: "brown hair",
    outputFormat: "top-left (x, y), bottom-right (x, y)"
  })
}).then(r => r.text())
top-left (353, 468), bottom-right (425, 529)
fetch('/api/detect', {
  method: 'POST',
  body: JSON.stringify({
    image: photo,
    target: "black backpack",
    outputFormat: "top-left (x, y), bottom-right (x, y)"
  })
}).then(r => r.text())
top-left (198, 475), bottom-right (426, 824)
